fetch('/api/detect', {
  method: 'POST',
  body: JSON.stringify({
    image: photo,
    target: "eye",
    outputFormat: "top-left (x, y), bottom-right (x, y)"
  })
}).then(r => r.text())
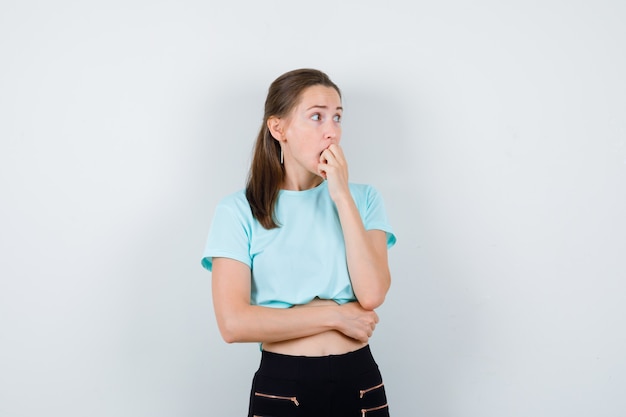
top-left (311, 113), bottom-right (321, 121)
top-left (333, 114), bottom-right (342, 122)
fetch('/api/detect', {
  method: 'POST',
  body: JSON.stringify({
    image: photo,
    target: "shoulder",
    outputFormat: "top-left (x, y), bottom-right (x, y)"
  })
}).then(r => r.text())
top-left (212, 189), bottom-right (256, 228)
top-left (216, 189), bottom-right (251, 212)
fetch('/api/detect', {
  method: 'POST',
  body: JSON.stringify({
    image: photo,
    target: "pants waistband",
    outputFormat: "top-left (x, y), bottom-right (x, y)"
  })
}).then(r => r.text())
top-left (257, 345), bottom-right (378, 382)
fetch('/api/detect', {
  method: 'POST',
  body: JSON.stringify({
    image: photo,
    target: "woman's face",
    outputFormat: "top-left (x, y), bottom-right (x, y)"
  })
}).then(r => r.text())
top-left (279, 85), bottom-right (343, 178)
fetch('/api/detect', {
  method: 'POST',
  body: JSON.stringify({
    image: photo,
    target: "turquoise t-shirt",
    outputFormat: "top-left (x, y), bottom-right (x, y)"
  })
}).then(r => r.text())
top-left (201, 181), bottom-right (396, 308)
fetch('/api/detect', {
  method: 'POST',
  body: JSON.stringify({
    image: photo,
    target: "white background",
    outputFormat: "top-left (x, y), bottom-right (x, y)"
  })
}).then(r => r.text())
top-left (1, 1), bottom-right (625, 416)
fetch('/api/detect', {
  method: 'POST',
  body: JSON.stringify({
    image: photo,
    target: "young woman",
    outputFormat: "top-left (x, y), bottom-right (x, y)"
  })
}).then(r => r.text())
top-left (201, 68), bottom-right (396, 417)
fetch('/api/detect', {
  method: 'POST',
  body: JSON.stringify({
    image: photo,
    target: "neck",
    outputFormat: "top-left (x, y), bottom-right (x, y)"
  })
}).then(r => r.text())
top-left (281, 173), bottom-right (324, 191)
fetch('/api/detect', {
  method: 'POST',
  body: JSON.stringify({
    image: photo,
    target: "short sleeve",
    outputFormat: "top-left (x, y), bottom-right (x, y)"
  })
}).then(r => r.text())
top-left (361, 185), bottom-right (397, 249)
top-left (200, 199), bottom-right (252, 272)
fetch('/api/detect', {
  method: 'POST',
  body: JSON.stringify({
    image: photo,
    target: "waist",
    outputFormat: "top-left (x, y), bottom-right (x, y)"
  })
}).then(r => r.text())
top-left (262, 298), bottom-right (366, 356)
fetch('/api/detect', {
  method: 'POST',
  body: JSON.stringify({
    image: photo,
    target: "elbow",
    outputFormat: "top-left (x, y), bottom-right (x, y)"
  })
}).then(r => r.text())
top-left (358, 286), bottom-right (388, 310)
top-left (358, 294), bottom-right (386, 311)
top-left (220, 330), bottom-right (237, 344)
top-left (215, 303), bottom-right (256, 343)
top-left (357, 274), bottom-right (391, 311)
top-left (217, 317), bottom-right (244, 344)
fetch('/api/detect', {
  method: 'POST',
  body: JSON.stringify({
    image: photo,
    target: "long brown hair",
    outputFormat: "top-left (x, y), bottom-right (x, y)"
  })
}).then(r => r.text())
top-left (245, 68), bottom-right (341, 229)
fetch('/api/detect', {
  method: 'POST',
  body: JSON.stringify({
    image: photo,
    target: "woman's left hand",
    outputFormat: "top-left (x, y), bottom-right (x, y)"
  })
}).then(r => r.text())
top-left (318, 144), bottom-right (350, 203)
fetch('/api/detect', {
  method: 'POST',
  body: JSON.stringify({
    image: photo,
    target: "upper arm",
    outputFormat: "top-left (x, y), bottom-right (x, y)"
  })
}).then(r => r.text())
top-left (211, 257), bottom-right (252, 332)
top-left (367, 229), bottom-right (390, 267)
top-left (361, 229), bottom-right (392, 309)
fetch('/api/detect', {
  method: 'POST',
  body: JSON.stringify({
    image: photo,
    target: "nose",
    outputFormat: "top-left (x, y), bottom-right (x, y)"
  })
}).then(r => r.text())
top-left (324, 121), bottom-right (341, 143)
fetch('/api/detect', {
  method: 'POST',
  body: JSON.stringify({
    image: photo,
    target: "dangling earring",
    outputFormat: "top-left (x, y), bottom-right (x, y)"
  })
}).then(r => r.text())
top-left (280, 148), bottom-right (284, 164)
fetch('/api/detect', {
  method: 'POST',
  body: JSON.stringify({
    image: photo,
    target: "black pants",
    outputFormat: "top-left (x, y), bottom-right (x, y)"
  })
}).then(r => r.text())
top-left (248, 345), bottom-right (390, 417)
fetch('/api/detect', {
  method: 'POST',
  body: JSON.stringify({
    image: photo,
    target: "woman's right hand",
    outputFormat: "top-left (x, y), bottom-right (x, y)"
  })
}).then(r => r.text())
top-left (335, 302), bottom-right (379, 343)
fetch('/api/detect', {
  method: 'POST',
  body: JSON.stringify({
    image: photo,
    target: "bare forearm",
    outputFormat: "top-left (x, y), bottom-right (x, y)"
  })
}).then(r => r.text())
top-left (318, 144), bottom-right (391, 309)
top-left (217, 303), bottom-right (339, 344)
top-left (334, 197), bottom-right (391, 310)
top-left (212, 257), bottom-right (378, 344)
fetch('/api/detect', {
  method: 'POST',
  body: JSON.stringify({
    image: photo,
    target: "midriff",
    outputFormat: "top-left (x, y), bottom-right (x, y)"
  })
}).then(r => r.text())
top-left (262, 298), bottom-right (367, 357)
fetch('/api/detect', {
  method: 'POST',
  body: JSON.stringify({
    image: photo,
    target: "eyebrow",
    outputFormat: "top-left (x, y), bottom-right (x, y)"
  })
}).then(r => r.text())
top-left (306, 105), bottom-right (343, 111)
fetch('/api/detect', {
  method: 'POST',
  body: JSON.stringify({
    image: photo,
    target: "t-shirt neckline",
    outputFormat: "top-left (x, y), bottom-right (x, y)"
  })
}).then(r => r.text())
top-left (279, 180), bottom-right (327, 196)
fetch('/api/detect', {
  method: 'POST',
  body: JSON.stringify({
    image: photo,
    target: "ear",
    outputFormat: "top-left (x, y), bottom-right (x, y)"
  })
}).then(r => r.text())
top-left (267, 116), bottom-right (286, 142)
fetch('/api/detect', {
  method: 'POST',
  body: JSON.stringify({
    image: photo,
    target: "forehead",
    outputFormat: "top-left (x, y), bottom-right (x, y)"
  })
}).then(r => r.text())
top-left (296, 85), bottom-right (342, 109)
